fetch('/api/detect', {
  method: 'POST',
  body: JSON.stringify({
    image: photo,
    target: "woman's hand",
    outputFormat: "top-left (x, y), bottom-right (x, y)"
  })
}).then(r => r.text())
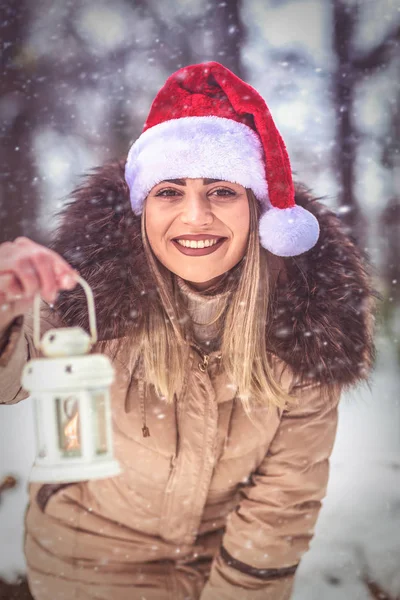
top-left (0, 237), bottom-right (77, 331)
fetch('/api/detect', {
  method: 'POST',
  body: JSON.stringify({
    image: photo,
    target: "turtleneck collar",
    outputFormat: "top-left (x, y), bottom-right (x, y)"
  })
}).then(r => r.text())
top-left (175, 276), bottom-right (232, 352)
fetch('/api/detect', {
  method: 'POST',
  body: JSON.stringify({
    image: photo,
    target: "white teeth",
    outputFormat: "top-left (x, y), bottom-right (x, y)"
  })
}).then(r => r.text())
top-left (176, 238), bottom-right (220, 249)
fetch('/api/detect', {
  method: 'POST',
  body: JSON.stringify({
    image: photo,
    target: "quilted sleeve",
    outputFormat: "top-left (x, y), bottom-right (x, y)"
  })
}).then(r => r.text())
top-left (0, 304), bottom-right (60, 405)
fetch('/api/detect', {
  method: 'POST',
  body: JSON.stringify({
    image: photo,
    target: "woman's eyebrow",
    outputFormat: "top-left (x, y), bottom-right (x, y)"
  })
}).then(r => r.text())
top-left (163, 179), bottom-right (186, 186)
top-left (161, 178), bottom-right (224, 186)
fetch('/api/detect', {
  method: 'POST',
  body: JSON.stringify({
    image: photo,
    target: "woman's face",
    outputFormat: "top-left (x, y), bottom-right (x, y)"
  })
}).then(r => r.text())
top-left (145, 178), bottom-right (250, 291)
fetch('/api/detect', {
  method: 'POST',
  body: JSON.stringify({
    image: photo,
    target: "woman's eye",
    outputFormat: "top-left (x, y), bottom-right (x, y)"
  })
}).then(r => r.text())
top-left (211, 188), bottom-right (236, 197)
top-left (155, 189), bottom-right (180, 197)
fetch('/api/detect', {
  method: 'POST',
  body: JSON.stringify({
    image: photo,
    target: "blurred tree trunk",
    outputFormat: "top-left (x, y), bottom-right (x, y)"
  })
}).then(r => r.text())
top-left (379, 56), bottom-right (400, 303)
top-left (198, 0), bottom-right (245, 77)
top-left (380, 196), bottom-right (400, 301)
top-left (0, 1), bottom-right (42, 244)
top-left (133, 0), bottom-right (244, 76)
top-left (332, 0), bottom-right (400, 249)
top-left (332, 0), bottom-right (365, 245)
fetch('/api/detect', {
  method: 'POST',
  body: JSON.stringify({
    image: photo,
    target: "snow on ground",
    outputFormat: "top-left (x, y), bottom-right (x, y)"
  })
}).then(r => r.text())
top-left (293, 333), bottom-right (400, 599)
top-left (1, 335), bottom-right (399, 599)
top-left (0, 396), bottom-right (35, 581)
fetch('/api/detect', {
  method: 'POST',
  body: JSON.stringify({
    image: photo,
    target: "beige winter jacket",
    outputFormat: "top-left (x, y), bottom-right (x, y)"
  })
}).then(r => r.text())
top-left (1, 303), bottom-right (338, 600)
top-left (0, 165), bottom-right (375, 599)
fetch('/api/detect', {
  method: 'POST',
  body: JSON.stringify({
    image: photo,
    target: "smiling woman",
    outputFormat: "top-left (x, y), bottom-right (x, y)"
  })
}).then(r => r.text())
top-left (0, 62), bottom-right (375, 600)
top-left (144, 178), bottom-right (250, 289)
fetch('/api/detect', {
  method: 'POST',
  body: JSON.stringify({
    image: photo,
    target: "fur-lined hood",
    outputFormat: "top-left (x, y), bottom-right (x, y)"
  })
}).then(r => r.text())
top-left (50, 162), bottom-right (375, 388)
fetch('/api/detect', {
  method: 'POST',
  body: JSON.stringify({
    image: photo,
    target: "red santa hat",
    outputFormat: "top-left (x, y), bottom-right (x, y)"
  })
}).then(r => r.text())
top-left (125, 61), bottom-right (319, 257)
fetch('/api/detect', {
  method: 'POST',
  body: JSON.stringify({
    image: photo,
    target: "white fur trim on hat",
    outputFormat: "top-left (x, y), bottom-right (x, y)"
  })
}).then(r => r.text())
top-left (259, 206), bottom-right (320, 256)
top-left (125, 116), bottom-right (269, 214)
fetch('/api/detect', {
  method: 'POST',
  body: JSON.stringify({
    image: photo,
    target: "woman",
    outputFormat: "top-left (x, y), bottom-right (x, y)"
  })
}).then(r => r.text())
top-left (0, 62), bottom-right (375, 600)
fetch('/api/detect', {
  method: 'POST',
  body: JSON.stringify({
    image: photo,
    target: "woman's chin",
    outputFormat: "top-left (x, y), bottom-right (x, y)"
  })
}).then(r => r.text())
top-left (179, 273), bottom-right (225, 291)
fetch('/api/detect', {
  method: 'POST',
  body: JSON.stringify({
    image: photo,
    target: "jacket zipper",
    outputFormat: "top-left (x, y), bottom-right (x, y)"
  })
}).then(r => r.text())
top-left (190, 342), bottom-right (222, 373)
top-left (191, 342), bottom-right (210, 372)
top-left (199, 354), bottom-right (210, 372)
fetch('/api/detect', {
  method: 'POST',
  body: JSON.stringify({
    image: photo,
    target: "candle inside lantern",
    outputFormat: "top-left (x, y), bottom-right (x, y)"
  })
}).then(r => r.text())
top-left (57, 395), bottom-right (81, 455)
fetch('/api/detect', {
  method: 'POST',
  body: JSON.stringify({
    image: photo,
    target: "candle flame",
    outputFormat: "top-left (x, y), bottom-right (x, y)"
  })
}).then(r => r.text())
top-left (63, 398), bottom-right (80, 451)
top-left (64, 413), bottom-right (80, 450)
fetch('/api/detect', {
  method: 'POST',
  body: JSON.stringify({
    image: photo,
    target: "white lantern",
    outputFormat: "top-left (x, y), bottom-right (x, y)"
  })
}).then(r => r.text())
top-left (22, 276), bottom-right (121, 483)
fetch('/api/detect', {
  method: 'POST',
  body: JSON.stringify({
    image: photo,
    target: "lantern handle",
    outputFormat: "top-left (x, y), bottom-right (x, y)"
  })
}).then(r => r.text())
top-left (33, 275), bottom-right (98, 350)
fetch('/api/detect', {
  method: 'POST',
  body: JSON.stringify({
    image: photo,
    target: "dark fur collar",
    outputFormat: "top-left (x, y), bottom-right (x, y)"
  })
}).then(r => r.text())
top-left (50, 162), bottom-right (375, 388)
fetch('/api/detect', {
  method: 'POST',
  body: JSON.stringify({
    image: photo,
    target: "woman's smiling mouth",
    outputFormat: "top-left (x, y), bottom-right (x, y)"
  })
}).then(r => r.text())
top-left (172, 235), bottom-right (227, 256)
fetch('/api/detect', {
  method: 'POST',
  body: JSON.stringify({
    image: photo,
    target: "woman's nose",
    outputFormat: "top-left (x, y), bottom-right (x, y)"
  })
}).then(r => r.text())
top-left (180, 193), bottom-right (213, 227)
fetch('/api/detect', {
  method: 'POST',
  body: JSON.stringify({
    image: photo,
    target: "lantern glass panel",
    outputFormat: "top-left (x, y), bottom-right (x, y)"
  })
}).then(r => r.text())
top-left (91, 391), bottom-right (108, 455)
top-left (56, 395), bottom-right (82, 457)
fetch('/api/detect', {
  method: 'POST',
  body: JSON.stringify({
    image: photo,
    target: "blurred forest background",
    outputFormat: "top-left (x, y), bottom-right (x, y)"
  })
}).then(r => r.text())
top-left (1, 0), bottom-right (399, 306)
top-left (0, 0), bottom-right (400, 598)
top-left (1, 0), bottom-right (400, 350)
top-left (1, 0), bottom-right (400, 306)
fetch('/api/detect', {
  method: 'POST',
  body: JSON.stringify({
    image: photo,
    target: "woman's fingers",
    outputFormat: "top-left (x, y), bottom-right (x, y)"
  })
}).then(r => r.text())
top-left (0, 238), bottom-right (78, 331)
top-left (30, 252), bottom-right (61, 303)
top-left (57, 271), bottom-right (78, 290)
top-left (0, 274), bottom-right (35, 328)
top-left (0, 238), bottom-right (78, 301)
top-left (0, 273), bottom-right (24, 301)
top-left (0, 296), bottom-right (34, 321)
top-left (29, 252), bottom-right (78, 302)
top-left (12, 256), bottom-right (42, 299)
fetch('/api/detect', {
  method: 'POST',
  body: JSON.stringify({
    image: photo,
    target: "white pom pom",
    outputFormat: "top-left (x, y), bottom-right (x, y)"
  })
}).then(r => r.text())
top-left (259, 206), bottom-right (320, 257)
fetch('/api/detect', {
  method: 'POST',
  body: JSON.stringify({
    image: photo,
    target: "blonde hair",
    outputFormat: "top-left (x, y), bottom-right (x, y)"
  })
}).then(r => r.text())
top-left (138, 190), bottom-right (291, 412)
